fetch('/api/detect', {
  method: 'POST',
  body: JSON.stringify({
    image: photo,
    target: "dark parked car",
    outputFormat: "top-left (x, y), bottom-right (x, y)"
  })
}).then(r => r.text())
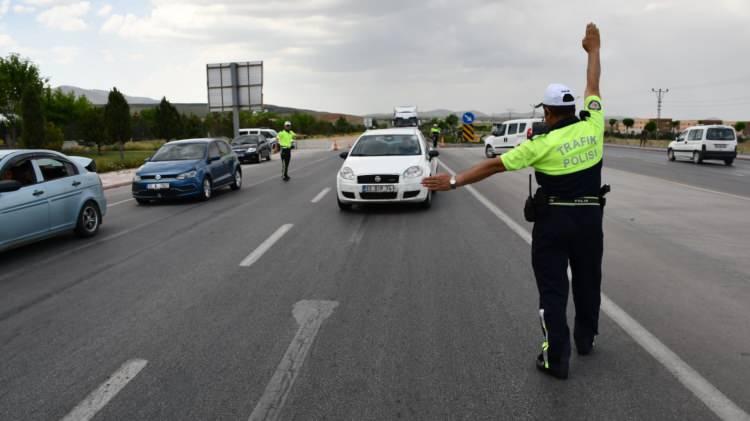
top-left (231, 135), bottom-right (272, 163)
top-left (132, 138), bottom-right (242, 204)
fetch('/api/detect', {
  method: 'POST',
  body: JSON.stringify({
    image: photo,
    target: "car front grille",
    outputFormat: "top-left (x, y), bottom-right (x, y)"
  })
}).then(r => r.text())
top-left (360, 192), bottom-right (398, 200)
top-left (357, 174), bottom-right (399, 184)
top-left (141, 174), bottom-right (178, 180)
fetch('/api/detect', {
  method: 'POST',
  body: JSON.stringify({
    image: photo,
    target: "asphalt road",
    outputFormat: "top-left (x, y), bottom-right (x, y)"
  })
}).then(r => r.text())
top-left (0, 147), bottom-right (748, 420)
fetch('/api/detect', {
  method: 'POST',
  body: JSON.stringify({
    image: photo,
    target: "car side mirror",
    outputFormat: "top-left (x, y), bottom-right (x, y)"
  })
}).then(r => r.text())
top-left (0, 180), bottom-right (22, 193)
top-left (428, 150), bottom-right (440, 159)
top-left (339, 151), bottom-right (349, 159)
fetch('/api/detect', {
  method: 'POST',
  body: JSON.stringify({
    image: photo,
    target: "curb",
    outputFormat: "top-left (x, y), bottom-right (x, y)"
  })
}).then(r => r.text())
top-left (103, 181), bottom-right (132, 191)
top-left (604, 143), bottom-right (750, 161)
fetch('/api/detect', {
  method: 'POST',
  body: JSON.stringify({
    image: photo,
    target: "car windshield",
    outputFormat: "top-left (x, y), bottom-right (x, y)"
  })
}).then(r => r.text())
top-left (350, 134), bottom-right (422, 156)
top-left (151, 143), bottom-right (206, 161)
top-left (706, 128), bottom-right (735, 141)
top-left (232, 136), bottom-right (261, 146)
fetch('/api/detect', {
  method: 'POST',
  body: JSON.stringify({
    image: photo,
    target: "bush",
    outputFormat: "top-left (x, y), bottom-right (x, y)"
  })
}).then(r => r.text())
top-left (44, 122), bottom-right (65, 151)
top-left (95, 158), bottom-right (146, 173)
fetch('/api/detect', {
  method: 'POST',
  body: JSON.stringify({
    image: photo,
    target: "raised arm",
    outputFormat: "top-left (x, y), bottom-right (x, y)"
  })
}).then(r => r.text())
top-left (582, 23), bottom-right (601, 99)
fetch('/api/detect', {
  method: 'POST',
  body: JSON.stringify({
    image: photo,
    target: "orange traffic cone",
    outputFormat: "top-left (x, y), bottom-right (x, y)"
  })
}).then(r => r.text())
top-left (332, 138), bottom-right (339, 151)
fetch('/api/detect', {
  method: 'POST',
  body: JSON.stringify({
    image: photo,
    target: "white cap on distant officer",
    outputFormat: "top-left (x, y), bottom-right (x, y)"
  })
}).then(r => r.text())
top-left (535, 83), bottom-right (576, 108)
top-left (284, 121), bottom-right (292, 127)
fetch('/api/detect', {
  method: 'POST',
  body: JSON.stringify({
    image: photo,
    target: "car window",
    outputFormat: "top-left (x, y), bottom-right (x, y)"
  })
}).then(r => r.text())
top-left (36, 157), bottom-right (77, 181)
top-left (494, 124), bottom-right (506, 136)
top-left (151, 143), bottom-right (207, 161)
top-left (689, 129), bottom-right (704, 141)
top-left (260, 132), bottom-right (274, 139)
top-left (677, 130), bottom-right (687, 141)
top-left (217, 141), bottom-right (231, 156)
top-left (232, 135), bottom-right (261, 146)
top-left (518, 123), bottom-right (527, 133)
top-left (209, 142), bottom-right (221, 159)
top-left (1, 158), bottom-right (38, 186)
top-left (507, 123), bottom-right (518, 135)
top-left (350, 134), bottom-right (422, 156)
top-left (706, 128), bottom-right (735, 141)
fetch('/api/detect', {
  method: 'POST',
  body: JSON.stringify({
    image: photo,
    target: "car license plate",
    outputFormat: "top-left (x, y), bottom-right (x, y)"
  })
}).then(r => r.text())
top-left (362, 185), bottom-right (396, 193)
top-left (715, 144), bottom-right (727, 149)
top-left (147, 183), bottom-right (170, 190)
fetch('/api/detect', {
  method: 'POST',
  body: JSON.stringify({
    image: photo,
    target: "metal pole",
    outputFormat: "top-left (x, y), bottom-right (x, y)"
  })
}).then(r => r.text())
top-left (231, 63), bottom-right (240, 138)
top-left (651, 88), bottom-right (669, 137)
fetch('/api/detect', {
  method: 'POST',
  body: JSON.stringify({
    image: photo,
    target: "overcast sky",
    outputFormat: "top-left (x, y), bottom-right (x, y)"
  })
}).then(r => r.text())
top-left (1, 0), bottom-right (749, 120)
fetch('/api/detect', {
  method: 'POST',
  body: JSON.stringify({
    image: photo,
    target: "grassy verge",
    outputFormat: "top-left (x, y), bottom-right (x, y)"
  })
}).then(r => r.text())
top-left (78, 150), bottom-right (154, 173)
top-left (605, 137), bottom-right (750, 155)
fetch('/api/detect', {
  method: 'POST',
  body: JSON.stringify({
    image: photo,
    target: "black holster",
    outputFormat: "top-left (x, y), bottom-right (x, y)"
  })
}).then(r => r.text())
top-left (524, 188), bottom-right (549, 222)
top-left (599, 184), bottom-right (611, 211)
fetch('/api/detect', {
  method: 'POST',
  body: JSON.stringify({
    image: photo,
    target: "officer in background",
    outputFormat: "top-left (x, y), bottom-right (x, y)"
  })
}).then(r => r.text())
top-left (431, 124), bottom-right (441, 148)
top-left (422, 23), bottom-right (604, 380)
top-left (278, 121), bottom-right (295, 181)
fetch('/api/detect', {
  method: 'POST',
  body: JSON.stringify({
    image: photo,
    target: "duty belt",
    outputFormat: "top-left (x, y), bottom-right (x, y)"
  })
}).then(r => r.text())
top-left (547, 196), bottom-right (601, 206)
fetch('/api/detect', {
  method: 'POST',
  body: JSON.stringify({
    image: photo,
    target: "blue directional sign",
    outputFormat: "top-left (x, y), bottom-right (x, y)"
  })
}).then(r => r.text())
top-left (462, 112), bottom-right (476, 125)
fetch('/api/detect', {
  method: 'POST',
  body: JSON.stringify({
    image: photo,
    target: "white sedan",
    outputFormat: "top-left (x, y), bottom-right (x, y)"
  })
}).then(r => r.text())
top-left (336, 128), bottom-right (439, 210)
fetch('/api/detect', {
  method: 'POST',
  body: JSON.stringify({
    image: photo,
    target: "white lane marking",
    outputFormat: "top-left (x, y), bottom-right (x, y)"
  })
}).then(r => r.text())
top-left (61, 359), bottom-right (148, 421)
top-left (438, 160), bottom-right (750, 421)
top-left (107, 198), bottom-right (134, 208)
top-left (249, 300), bottom-right (339, 421)
top-left (240, 224), bottom-right (294, 267)
top-left (311, 187), bottom-right (331, 204)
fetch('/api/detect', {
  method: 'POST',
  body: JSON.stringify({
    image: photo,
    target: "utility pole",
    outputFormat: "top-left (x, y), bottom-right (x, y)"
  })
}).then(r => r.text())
top-left (530, 104), bottom-right (537, 118)
top-left (651, 88), bottom-right (669, 137)
top-left (506, 108), bottom-right (514, 121)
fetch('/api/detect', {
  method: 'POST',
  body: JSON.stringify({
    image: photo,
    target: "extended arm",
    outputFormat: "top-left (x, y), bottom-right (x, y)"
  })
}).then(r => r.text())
top-left (582, 23), bottom-right (601, 98)
top-left (421, 158), bottom-right (506, 191)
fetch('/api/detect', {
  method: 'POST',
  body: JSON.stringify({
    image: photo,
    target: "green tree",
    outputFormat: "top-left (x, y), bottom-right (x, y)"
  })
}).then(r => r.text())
top-left (334, 116), bottom-right (351, 133)
top-left (0, 54), bottom-right (45, 147)
top-left (644, 121), bottom-right (657, 134)
top-left (182, 114), bottom-right (205, 138)
top-left (43, 87), bottom-right (92, 139)
top-left (622, 118), bottom-right (635, 134)
top-left (608, 118), bottom-right (618, 133)
top-left (104, 87), bottom-right (131, 160)
top-left (44, 122), bottom-right (65, 151)
top-left (21, 85), bottom-right (45, 148)
top-left (154, 97), bottom-right (183, 140)
top-left (81, 107), bottom-right (107, 154)
top-left (734, 121), bottom-right (746, 133)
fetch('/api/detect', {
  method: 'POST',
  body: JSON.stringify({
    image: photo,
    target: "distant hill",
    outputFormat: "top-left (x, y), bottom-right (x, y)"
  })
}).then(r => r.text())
top-left (57, 85), bottom-right (160, 105)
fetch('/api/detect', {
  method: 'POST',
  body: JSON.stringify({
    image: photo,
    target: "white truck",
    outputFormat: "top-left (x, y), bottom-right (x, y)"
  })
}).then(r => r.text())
top-left (393, 106), bottom-right (419, 128)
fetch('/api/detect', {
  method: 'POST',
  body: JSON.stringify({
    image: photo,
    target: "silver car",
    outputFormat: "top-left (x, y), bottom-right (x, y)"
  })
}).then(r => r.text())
top-left (0, 149), bottom-right (107, 252)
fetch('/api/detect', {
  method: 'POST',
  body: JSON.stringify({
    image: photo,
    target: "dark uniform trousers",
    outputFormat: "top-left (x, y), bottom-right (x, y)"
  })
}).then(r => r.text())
top-left (532, 205), bottom-right (603, 365)
top-left (280, 148), bottom-right (292, 178)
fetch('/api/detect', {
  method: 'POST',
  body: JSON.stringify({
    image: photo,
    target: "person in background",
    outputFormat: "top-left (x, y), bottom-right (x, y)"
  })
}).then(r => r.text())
top-left (278, 121), bottom-right (296, 181)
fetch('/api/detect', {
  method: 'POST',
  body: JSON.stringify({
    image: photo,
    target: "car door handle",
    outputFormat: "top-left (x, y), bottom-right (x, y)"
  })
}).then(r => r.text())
top-left (72, 181), bottom-right (81, 187)
top-left (33, 190), bottom-right (44, 196)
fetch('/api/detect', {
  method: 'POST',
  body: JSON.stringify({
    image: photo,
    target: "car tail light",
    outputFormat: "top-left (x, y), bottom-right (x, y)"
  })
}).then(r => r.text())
top-left (526, 127), bottom-right (533, 139)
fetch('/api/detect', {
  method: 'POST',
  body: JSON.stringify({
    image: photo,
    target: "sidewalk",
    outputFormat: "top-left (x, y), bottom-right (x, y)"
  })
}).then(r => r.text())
top-left (605, 143), bottom-right (750, 161)
top-left (99, 169), bottom-right (137, 190)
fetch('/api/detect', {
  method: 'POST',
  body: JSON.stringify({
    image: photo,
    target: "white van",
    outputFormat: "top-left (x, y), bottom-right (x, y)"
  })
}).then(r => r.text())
top-left (484, 118), bottom-right (543, 158)
top-left (668, 125), bottom-right (737, 166)
top-left (238, 128), bottom-right (281, 150)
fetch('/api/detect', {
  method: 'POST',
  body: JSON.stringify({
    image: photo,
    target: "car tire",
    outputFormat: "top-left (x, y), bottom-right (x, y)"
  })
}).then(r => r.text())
top-left (692, 151), bottom-right (703, 164)
top-left (725, 158), bottom-right (734, 166)
top-left (420, 191), bottom-right (432, 209)
top-left (338, 198), bottom-right (352, 211)
top-left (231, 169), bottom-right (242, 190)
top-left (200, 177), bottom-right (212, 201)
top-left (74, 201), bottom-right (101, 238)
top-left (135, 198), bottom-right (150, 205)
top-left (667, 149), bottom-right (675, 161)
top-left (485, 145), bottom-right (496, 158)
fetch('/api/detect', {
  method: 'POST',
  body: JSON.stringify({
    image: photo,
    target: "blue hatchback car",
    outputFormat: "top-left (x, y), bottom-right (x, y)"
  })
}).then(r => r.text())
top-left (0, 149), bottom-right (107, 252)
top-left (132, 138), bottom-right (242, 204)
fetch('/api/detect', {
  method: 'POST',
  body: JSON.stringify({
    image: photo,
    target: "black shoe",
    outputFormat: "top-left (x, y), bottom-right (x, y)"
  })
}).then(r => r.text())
top-left (283, 176), bottom-right (290, 182)
top-left (536, 354), bottom-right (569, 380)
top-left (576, 338), bottom-right (595, 356)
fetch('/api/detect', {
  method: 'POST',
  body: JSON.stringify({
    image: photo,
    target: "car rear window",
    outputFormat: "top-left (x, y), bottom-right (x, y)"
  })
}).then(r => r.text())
top-left (706, 128), bottom-right (735, 141)
top-left (151, 143), bottom-right (207, 161)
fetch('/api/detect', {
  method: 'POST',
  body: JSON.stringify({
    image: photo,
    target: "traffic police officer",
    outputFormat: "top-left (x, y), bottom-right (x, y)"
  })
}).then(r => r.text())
top-left (278, 121), bottom-right (296, 181)
top-left (431, 124), bottom-right (441, 148)
top-left (422, 23), bottom-right (604, 380)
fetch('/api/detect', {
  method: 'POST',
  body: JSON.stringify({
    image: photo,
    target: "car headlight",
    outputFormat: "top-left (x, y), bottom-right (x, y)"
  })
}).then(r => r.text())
top-left (403, 166), bottom-right (424, 178)
top-left (246, 147), bottom-right (257, 153)
top-left (176, 170), bottom-right (198, 180)
top-left (133, 175), bottom-right (141, 182)
top-left (340, 167), bottom-right (355, 180)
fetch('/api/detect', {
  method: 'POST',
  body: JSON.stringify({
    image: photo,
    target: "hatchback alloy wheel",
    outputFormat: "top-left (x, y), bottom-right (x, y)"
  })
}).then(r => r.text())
top-left (75, 202), bottom-right (101, 238)
top-left (202, 178), bottom-right (212, 201)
